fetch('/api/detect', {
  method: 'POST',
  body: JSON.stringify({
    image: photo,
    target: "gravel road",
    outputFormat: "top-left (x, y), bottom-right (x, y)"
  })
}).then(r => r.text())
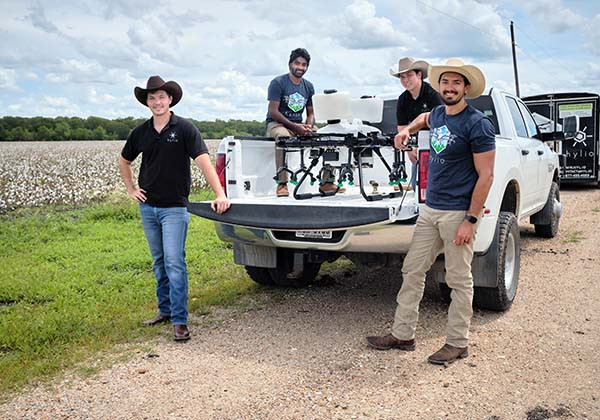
top-left (1, 187), bottom-right (598, 420)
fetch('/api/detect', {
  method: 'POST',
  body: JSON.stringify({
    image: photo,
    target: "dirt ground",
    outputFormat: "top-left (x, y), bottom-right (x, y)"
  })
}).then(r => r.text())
top-left (1, 187), bottom-right (598, 420)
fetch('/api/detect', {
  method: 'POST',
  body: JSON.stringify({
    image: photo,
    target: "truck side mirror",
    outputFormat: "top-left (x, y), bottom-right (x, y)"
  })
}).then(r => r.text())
top-left (539, 131), bottom-right (565, 142)
top-left (563, 115), bottom-right (579, 138)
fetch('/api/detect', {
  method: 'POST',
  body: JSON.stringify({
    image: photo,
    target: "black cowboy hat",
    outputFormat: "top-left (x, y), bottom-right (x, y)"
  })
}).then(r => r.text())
top-left (134, 75), bottom-right (183, 107)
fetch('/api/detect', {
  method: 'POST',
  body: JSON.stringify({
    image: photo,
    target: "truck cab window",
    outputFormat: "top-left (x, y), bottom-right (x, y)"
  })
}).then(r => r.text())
top-left (506, 97), bottom-right (529, 138)
top-left (517, 101), bottom-right (540, 139)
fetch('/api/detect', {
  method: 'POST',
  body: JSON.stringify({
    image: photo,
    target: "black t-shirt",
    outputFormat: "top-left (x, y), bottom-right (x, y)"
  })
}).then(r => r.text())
top-left (121, 113), bottom-right (208, 207)
top-left (396, 81), bottom-right (443, 126)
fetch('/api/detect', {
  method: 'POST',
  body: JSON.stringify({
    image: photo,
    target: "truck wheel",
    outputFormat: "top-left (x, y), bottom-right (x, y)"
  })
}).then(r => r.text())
top-left (268, 248), bottom-right (322, 288)
top-left (534, 182), bottom-right (561, 238)
top-left (473, 212), bottom-right (520, 311)
top-left (245, 266), bottom-right (275, 286)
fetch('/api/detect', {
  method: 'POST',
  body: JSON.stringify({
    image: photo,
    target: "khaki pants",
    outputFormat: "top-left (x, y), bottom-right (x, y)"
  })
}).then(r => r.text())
top-left (266, 122), bottom-right (294, 183)
top-left (392, 205), bottom-right (478, 348)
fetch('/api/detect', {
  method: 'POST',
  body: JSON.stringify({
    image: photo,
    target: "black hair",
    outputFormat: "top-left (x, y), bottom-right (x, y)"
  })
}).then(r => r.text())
top-left (439, 72), bottom-right (470, 86)
top-left (289, 48), bottom-right (311, 65)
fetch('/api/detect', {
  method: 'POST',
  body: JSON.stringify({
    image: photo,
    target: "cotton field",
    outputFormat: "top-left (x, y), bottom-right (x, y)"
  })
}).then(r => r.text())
top-left (0, 141), bottom-right (219, 213)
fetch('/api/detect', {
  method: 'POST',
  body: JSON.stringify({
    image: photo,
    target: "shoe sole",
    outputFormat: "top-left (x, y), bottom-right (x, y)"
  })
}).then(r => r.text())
top-left (173, 335), bottom-right (191, 342)
top-left (427, 351), bottom-right (469, 365)
top-left (366, 340), bottom-right (416, 351)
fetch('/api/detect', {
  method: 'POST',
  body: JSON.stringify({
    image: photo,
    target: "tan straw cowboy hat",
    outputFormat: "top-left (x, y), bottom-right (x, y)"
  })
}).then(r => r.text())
top-left (134, 75), bottom-right (183, 107)
top-left (389, 57), bottom-right (430, 79)
top-left (429, 58), bottom-right (486, 99)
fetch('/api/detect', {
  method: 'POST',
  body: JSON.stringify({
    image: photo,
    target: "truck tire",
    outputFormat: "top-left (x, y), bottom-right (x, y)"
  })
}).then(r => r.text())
top-left (245, 266), bottom-right (276, 286)
top-left (268, 248), bottom-right (322, 288)
top-left (473, 212), bottom-right (520, 311)
top-left (534, 182), bottom-right (561, 238)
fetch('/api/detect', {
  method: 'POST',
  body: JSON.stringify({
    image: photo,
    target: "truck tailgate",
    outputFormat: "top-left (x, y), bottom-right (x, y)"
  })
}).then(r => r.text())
top-left (188, 194), bottom-right (416, 230)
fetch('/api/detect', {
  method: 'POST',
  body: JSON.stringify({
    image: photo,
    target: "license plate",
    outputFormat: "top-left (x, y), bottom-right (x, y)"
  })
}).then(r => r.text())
top-left (295, 230), bottom-right (332, 239)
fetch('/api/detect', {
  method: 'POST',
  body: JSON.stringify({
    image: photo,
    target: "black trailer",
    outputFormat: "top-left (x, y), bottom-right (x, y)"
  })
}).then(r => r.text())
top-left (523, 92), bottom-right (599, 184)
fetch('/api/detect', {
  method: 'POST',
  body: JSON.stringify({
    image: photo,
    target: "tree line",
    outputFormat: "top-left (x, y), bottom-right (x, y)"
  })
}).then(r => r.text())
top-left (0, 116), bottom-right (266, 141)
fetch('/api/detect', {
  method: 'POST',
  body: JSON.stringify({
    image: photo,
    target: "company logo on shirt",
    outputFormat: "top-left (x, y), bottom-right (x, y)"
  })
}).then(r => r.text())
top-left (430, 125), bottom-right (452, 154)
top-left (167, 131), bottom-right (178, 142)
top-left (287, 92), bottom-right (306, 113)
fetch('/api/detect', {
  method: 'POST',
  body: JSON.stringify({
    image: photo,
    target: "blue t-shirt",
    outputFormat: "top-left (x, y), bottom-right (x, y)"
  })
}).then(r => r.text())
top-left (266, 74), bottom-right (315, 124)
top-left (425, 104), bottom-right (496, 210)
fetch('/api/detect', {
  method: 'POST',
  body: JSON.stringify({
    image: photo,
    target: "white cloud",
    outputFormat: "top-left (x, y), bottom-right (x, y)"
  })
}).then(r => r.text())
top-left (87, 87), bottom-right (117, 104)
top-left (45, 73), bottom-right (71, 83)
top-left (522, 0), bottom-right (586, 32)
top-left (410, 0), bottom-right (510, 58)
top-left (0, 68), bottom-right (18, 90)
top-left (126, 16), bottom-right (182, 62)
top-left (337, 0), bottom-right (413, 49)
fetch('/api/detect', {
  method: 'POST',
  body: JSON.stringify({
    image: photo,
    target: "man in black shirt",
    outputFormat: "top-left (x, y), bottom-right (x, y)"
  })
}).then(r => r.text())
top-left (119, 75), bottom-right (229, 341)
top-left (390, 57), bottom-right (443, 172)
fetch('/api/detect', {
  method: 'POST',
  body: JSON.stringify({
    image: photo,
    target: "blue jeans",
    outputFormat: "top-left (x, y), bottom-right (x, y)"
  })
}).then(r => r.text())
top-left (140, 204), bottom-right (190, 325)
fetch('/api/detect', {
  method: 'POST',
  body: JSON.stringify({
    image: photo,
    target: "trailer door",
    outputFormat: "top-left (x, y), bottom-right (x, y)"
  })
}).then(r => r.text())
top-left (557, 99), bottom-right (598, 182)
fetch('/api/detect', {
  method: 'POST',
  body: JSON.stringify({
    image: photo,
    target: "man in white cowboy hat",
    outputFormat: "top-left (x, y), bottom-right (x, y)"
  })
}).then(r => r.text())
top-left (119, 75), bottom-right (230, 342)
top-left (367, 58), bottom-right (496, 365)
top-left (390, 57), bottom-right (443, 189)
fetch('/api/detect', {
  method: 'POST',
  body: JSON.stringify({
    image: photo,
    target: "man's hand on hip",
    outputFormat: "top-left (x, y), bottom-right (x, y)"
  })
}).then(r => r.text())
top-left (127, 188), bottom-right (147, 203)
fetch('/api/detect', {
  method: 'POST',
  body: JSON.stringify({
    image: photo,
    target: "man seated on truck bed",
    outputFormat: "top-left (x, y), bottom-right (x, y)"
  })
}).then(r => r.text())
top-left (265, 48), bottom-right (339, 197)
top-left (367, 58), bottom-right (496, 365)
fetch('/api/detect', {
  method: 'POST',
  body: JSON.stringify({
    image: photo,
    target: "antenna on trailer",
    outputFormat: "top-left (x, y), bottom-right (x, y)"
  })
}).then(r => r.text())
top-left (510, 21), bottom-right (521, 97)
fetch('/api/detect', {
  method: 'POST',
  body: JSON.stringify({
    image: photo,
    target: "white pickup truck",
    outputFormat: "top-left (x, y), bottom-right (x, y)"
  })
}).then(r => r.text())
top-left (188, 88), bottom-right (562, 311)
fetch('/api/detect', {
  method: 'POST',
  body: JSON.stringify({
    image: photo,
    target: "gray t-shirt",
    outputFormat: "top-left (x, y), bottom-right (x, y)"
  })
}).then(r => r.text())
top-left (266, 73), bottom-right (315, 124)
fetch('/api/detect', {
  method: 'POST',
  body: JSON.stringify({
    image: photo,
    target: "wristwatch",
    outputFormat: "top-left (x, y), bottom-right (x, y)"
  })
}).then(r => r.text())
top-left (464, 214), bottom-right (478, 224)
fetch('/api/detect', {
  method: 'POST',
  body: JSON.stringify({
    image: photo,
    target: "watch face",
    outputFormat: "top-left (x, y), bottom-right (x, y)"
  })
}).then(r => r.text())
top-left (465, 215), bottom-right (478, 224)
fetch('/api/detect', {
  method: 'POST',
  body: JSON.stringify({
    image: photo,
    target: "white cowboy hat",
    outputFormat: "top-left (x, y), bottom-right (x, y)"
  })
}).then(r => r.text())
top-left (389, 57), bottom-right (430, 79)
top-left (429, 58), bottom-right (486, 99)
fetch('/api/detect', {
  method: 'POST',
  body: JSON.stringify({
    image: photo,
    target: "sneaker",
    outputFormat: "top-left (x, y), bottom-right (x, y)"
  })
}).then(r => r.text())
top-left (276, 183), bottom-right (289, 197)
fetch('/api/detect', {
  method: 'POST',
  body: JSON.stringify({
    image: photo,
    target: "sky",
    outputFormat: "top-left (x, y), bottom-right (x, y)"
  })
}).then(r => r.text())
top-left (1, 0), bottom-right (599, 121)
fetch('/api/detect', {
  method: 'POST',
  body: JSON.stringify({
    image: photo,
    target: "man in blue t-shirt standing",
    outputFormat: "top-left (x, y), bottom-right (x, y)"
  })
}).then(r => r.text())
top-left (266, 48), bottom-right (329, 197)
top-left (367, 58), bottom-right (496, 365)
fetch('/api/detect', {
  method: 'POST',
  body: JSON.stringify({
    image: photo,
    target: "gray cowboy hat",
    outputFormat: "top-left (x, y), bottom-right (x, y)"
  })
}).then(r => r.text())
top-left (389, 57), bottom-right (430, 79)
top-left (134, 75), bottom-right (183, 107)
top-left (429, 58), bottom-right (486, 99)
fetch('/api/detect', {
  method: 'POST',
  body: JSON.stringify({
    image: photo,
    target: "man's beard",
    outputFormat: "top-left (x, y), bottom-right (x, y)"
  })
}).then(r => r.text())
top-left (441, 90), bottom-right (464, 105)
top-left (292, 68), bottom-right (305, 78)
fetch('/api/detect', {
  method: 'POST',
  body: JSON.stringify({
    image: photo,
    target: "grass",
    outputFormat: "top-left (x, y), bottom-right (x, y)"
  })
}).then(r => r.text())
top-left (0, 190), bottom-right (255, 396)
top-left (592, 207), bottom-right (600, 214)
top-left (562, 230), bottom-right (586, 243)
